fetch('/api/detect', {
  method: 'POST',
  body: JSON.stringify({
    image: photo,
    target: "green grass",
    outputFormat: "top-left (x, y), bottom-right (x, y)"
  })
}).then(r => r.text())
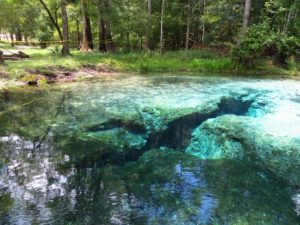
top-left (2, 48), bottom-right (234, 77)
top-left (1, 46), bottom-right (299, 80)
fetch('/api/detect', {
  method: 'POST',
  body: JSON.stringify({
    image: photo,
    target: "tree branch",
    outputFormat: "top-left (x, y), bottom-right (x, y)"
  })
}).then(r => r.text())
top-left (38, 0), bottom-right (63, 41)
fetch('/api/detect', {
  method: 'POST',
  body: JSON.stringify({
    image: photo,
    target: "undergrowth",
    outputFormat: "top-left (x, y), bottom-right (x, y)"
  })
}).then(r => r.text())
top-left (0, 46), bottom-right (299, 80)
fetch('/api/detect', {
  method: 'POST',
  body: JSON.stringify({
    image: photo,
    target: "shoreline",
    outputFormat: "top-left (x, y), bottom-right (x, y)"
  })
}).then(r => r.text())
top-left (0, 48), bottom-right (299, 89)
top-left (1, 68), bottom-right (299, 91)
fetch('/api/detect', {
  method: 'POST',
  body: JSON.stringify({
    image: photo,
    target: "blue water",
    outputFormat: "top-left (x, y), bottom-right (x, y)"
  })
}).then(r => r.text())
top-left (0, 75), bottom-right (299, 224)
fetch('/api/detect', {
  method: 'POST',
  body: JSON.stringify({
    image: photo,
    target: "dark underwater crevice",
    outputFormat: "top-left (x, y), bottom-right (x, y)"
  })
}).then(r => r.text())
top-left (73, 95), bottom-right (254, 167)
top-left (145, 96), bottom-right (254, 150)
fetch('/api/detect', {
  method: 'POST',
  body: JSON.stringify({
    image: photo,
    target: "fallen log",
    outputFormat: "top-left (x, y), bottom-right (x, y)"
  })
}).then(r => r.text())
top-left (3, 51), bottom-right (29, 60)
top-left (3, 56), bottom-right (22, 61)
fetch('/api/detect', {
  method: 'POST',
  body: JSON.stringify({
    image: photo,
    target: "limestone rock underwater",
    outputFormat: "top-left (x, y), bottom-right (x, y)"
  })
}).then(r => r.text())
top-left (186, 115), bottom-right (300, 186)
top-left (1, 75), bottom-right (300, 224)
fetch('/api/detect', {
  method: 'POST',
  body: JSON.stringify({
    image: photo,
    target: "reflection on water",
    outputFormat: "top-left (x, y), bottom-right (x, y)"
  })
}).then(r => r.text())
top-left (294, 193), bottom-right (300, 216)
top-left (0, 136), bottom-right (299, 224)
top-left (0, 75), bottom-right (300, 224)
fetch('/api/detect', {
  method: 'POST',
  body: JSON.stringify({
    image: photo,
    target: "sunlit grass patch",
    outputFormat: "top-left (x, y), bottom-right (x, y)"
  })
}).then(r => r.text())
top-left (1, 46), bottom-right (299, 80)
top-left (190, 58), bottom-right (234, 72)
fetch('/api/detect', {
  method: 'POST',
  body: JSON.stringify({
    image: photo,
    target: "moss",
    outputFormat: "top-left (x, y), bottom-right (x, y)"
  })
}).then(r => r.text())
top-left (21, 74), bottom-right (48, 86)
top-left (21, 74), bottom-right (39, 84)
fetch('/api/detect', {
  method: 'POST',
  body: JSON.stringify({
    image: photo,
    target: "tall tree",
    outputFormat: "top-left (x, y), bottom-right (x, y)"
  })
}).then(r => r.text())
top-left (80, 0), bottom-right (93, 51)
top-left (97, 0), bottom-right (107, 52)
top-left (61, 0), bottom-right (70, 55)
top-left (283, 0), bottom-right (299, 34)
top-left (160, 0), bottom-right (165, 53)
top-left (241, 0), bottom-right (252, 35)
top-left (202, 0), bottom-right (206, 44)
top-left (105, 20), bottom-right (116, 52)
top-left (15, 25), bottom-right (22, 42)
top-left (146, 0), bottom-right (152, 50)
top-left (185, 0), bottom-right (193, 50)
top-left (96, 0), bottom-right (115, 52)
top-left (10, 32), bottom-right (14, 47)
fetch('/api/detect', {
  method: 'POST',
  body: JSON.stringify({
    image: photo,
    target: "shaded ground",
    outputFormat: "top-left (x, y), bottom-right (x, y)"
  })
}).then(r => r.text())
top-left (25, 64), bottom-right (117, 84)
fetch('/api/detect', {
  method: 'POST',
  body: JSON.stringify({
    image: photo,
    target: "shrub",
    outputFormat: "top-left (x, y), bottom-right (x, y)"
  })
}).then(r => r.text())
top-left (231, 23), bottom-right (300, 68)
top-left (48, 45), bottom-right (62, 56)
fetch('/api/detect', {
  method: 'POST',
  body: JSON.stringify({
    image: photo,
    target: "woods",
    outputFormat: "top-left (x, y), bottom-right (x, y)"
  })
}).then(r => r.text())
top-left (0, 0), bottom-right (299, 68)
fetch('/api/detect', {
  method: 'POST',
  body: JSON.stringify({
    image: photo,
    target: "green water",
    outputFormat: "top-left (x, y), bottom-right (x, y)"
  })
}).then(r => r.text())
top-left (0, 75), bottom-right (299, 224)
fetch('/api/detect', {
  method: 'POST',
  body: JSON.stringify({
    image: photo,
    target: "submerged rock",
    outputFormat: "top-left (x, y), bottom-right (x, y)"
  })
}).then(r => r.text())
top-left (54, 93), bottom-right (255, 166)
top-left (56, 128), bottom-right (147, 165)
top-left (2, 76), bottom-right (300, 224)
top-left (186, 115), bottom-right (300, 186)
top-left (102, 149), bottom-right (299, 225)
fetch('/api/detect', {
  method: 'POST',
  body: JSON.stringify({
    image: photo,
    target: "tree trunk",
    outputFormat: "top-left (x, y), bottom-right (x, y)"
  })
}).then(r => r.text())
top-left (80, 0), bottom-right (93, 51)
top-left (61, 0), bottom-right (70, 56)
top-left (105, 0), bottom-right (116, 52)
top-left (24, 35), bottom-right (29, 45)
top-left (99, 19), bottom-right (107, 52)
top-left (97, 0), bottom-right (107, 52)
top-left (16, 27), bottom-right (22, 42)
top-left (202, 0), bottom-right (206, 44)
top-left (125, 31), bottom-right (130, 52)
top-left (146, 0), bottom-right (152, 50)
top-left (0, 51), bottom-right (4, 64)
top-left (10, 33), bottom-right (14, 47)
top-left (105, 21), bottom-right (116, 52)
top-left (283, 0), bottom-right (298, 34)
top-left (185, 0), bottom-right (191, 50)
top-left (160, 0), bottom-right (165, 53)
top-left (76, 18), bottom-right (81, 49)
top-left (96, 0), bottom-right (115, 52)
top-left (38, 0), bottom-right (63, 41)
top-left (283, 8), bottom-right (292, 34)
top-left (241, 0), bottom-right (251, 35)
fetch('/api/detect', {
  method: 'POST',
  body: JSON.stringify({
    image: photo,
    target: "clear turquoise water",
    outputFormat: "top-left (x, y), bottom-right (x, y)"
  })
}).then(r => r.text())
top-left (0, 75), bottom-right (299, 225)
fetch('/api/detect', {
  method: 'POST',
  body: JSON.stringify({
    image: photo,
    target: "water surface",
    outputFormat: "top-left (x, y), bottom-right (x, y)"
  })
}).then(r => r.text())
top-left (0, 75), bottom-right (300, 225)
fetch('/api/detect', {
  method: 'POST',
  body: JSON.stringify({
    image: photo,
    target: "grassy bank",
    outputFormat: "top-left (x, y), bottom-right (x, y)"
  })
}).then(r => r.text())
top-left (1, 45), bottom-right (299, 82)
